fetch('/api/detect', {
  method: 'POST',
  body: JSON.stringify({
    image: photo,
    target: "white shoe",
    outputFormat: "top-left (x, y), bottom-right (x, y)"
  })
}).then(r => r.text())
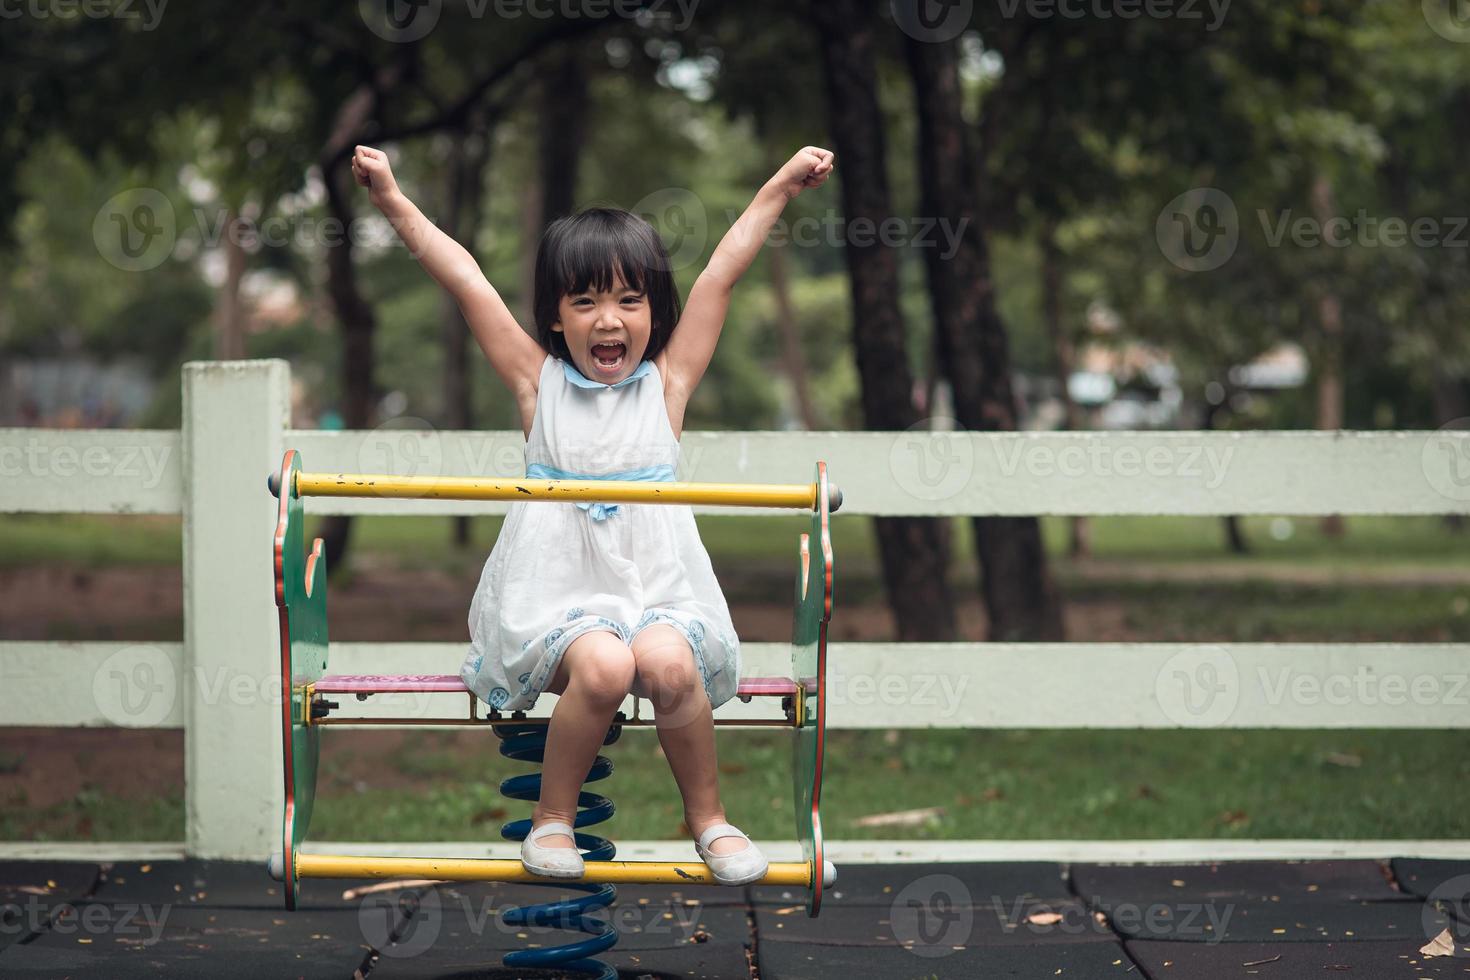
top-left (520, 821), bottom-right (584, 878)
top-left (694, 822), bottom-right (769, 886)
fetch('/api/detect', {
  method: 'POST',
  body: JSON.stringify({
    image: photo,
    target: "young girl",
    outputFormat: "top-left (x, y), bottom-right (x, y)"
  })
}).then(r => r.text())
top-left (352, 142), bottom-right (834, 885)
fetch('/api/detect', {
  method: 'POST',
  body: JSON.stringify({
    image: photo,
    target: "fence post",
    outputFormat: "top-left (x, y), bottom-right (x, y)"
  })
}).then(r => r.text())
top-left (182, 359), bottom-right (290, 859)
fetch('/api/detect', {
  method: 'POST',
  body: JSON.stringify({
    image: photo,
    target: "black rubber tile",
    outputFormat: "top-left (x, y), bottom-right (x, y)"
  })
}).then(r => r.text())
top-left (759, 939), bottom-right (1138, 979)
top-left (610, 880), bottom-right (750, 907)
top-left (367, 894), bottom-right (750, 979)
top-left (750, 861), bottom-right (1071, 907)
top-left (0, 906), bottom-right (374, 979)
top-left (756, 898), bottom-right (1119, 948)
top-left (1071, 860), bottom-right (1404, 904)
top-left (1127, 938), bottom-right (1470, 977)
top-left (89, 858), bottom-right (413, 911)
top-left (1393, 859), bottom-right (1470, 906)
top-left (369, 940), bottom-right (752, 980)
top-left (371, 888), bottom-right (747, 952)
top-left (1100, 897), bottom-right (1449, 943)
top-left (0, 861), bottom-right (101, 950)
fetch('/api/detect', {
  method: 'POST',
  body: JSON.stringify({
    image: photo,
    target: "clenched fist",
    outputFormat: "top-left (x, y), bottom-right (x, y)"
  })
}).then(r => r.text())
top-left (351, 145), bottom-right (402, 211)
top-left (771, 146), bottom-right (835, 200)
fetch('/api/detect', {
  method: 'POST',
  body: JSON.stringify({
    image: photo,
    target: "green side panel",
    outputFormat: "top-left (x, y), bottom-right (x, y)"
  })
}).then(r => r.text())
top-left (275, 452), bottom-right (329, 868)
top-left (792, 462), bottom-right (833, 916)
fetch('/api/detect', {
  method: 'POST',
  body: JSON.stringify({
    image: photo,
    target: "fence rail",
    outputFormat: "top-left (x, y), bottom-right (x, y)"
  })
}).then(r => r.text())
top-left (1, 358), bottom-right (1467, 858)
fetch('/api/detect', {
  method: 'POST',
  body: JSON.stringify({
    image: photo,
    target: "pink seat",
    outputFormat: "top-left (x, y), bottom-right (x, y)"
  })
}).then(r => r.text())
top-left (316, 674), bottom-right (467, 694)
top-left (314, 673), bottom-right (797, 698)
top-left (735, 677), bottom-right (798, 697)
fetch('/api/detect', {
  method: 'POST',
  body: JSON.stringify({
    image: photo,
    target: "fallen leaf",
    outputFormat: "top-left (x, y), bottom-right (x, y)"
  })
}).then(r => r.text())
top-left (341, 880), bottom-right (447, 901)
top-left (1422, 927), bottom-right (1455, 958)
top-left (1323, 752), bottom-right (1361, 768)
top-left (851, 806), bottom-right (945, 828)
top-left (1027, 911), bottom-right (1064, 925)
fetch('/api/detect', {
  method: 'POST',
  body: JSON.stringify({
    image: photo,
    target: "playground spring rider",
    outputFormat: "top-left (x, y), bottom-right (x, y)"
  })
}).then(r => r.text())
top-left (267, 451), bottom-right (838, 977)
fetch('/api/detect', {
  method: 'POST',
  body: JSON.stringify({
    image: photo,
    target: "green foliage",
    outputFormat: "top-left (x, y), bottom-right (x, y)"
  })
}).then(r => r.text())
top-left (2, 1), bottom-right (1466, 433)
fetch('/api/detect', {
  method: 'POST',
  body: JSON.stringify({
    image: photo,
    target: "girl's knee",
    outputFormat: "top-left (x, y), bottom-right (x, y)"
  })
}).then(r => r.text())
top-left (563, 632), bottom-right (636, 703)
top-left (632, 626), bottom-right (698, 696)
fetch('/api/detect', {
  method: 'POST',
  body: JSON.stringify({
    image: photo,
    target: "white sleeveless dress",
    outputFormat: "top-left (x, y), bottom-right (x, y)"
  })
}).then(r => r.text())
top-left (461, 353), bottom-right (741, 713)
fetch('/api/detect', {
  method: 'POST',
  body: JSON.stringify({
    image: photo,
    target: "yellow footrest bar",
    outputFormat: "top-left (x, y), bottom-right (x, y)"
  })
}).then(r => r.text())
top-left (277, 852), bottom-right (832, 887)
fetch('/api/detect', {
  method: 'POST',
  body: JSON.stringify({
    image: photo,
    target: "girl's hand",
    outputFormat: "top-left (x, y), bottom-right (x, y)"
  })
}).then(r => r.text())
top-left (351, 145), bottom-right (402, 211)
top-left (771, 146), bottom-right (835, 200)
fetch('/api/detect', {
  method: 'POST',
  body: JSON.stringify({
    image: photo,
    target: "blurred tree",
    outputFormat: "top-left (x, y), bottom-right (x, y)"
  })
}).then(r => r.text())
top-left (437, 109), bottom-right (496, 548)
top-left (901, 26), bottom-right (1063, 640)
top-left (812, 0), bottom-right (959, 641)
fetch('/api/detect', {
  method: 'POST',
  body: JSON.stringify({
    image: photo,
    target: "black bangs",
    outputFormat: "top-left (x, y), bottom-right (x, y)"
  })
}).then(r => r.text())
top-left (533, 207), bottom-right (682, 362)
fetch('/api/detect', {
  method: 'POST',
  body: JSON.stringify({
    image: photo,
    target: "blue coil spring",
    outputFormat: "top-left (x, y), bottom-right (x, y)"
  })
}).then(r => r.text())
top-left (494, 710), bottom-right (624, 979)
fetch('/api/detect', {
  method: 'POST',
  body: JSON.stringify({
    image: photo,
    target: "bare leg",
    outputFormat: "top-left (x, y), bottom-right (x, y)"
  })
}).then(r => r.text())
top-left (529, 630), bottom-right (635, 849)
top-left (631, 625), bottom-right (746, 855)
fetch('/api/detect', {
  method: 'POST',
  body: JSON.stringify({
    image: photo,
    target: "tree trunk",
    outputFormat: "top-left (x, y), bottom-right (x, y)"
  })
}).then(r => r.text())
top-left (903, 28), bottom-right (1064, 642)
top-left (539, 46), bottom-right (588, 224)
top-left (1202, 381), bottom-right (1250, 554)
top-left (811, 0), bottom-right (957, 642)
top-left (212, 207), bottom-right (248, 361)
top-left (520, 174), bottom-right (540, 327)
top-left (441, 120), bottom-right (493, 547)
top-left (1040, 219), bottom-right (1089, 558)
top-left (318, 155), bottom-right (381, 575)
top-left (1310, 173), bottom-right (1346, 538)
top-left (767, 240), bottom-right (819, 429)
top-left (1433, 372), bottom-right (1468, 532)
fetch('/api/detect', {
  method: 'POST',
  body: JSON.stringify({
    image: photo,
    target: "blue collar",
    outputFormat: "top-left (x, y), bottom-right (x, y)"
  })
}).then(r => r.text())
top-left (562, 357), bottom-right (655, 390)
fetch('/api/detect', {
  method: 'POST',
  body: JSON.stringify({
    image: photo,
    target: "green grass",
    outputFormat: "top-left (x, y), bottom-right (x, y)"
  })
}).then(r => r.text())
top-left (0, 787), bottom-right (183, 841)
top-left (0, 514), bottom-right (183, 565)
top-left (304, 729), bottom-right (1470, 842)
top-left (7, 728), bottom-right (1465, 842)
top-left (1, 512), bottom-right (1465, 570)
top-left (1065, 580), bottom-right (1470, 642)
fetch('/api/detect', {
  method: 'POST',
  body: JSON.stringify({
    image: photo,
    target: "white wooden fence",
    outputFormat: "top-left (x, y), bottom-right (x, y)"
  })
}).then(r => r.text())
top-left (2, 359), bottom-right (1468, 860)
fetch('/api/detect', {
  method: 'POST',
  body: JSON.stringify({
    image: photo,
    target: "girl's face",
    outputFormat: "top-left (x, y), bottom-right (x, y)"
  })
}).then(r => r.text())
top-left (552, 273), bottom-right (653, 385)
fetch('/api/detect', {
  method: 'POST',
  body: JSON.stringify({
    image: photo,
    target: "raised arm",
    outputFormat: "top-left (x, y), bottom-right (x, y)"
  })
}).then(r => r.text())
top-left (661, 146), bottom-right (834, 398)
top-left (352, 145), bottom-right (545, 406)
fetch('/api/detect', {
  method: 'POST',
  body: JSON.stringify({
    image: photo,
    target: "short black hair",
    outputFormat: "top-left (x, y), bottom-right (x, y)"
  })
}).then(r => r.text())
top-left (532, 207), bottom-right (682, 363)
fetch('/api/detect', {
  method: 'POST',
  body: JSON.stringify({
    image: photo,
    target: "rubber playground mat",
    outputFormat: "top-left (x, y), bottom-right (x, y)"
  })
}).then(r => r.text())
top-left (3, 857), bottom-right (1469, 978)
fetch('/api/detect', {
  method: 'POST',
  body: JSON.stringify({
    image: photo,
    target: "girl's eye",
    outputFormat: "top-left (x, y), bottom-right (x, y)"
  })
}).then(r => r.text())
top-left (622, 295), bottom-right (643, 304)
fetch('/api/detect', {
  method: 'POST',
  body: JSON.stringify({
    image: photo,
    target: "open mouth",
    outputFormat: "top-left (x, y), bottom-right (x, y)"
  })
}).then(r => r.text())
top-left (591, 342), bottom-right (626, 374)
